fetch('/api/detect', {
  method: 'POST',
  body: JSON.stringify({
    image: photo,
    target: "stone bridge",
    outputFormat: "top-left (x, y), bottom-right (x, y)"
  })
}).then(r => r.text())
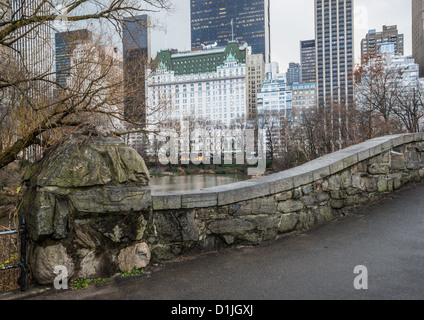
top-left (150, 133), bottom-right (424, 260)
top-left (20, 132), bottom-right (424, 285)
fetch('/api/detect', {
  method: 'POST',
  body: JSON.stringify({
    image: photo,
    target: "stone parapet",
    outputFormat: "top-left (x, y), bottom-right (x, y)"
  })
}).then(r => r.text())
top-left (149, 134), bottom-right (424, 260)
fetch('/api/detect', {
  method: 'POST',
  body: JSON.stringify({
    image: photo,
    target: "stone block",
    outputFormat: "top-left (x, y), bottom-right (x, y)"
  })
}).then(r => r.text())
top-left (278, 213), bottom-right (299, 233)
top-left (274, 191), bottom-right (293, 202)
top-left (70, 186), bottom-right (152, 214)
top-left (368, 163), bottom-right (390, 175)
top-left (302, 192), bottom-right (330, 208)
top-left (330, 199), bottom-right (344, 209)
top-left (416, 142), bottom-right (424, 152)
top-left (269, 177), bottom-right (294, 195)
top-left (293, 172), bottom-right (314, 188)
top-left (365, 177), bottom-right (378, 192)
top-left (154, 211), bottom-right (199, 242)
top-left (53, 197), bottom-right (70, 240)
top-left (413, 132), bottom-right (424, 142)
top-left (389, 151), bottom-right (406, 170)
top-left (118, 243), bottom-right (151, 273)
top-left (181, 191), bottom-right (217, 209)
top-left (405, 151), bottom-right (420, 170)
top-left (32, 244), bottom-right (75, 285)
top-left (277, 200), bottom-right (304, 213)
top-left (204, 181), bottom-right (271, 206)
top-left (357, 148), bottom-right (371, 162)
top-left (153, 194), bottom-right (182, 211)
top-left (236, 232), bottom-right (264, 245)
top-left (208, 218), bottom-right (256, 235)
top-left (28, 189), bottom-right (55, 241)
top-left (328, 174), bottom-right (341, 191)
top-left (232, 197), bottom-right (278, 216)
top-left (340, 171), bottom-right (352, 189)
top-left (91, 212), bottom-right (148, 243)
top-left (245, 215), bottom-right (281, 231)
top-left (302, 184), bottom-right (314, 195)
top-left (352, 174), bottom-right (363, 189)
top-left (343, 154), bottom-right (359, 169)
top-left (312, 165), bottom-right (331, 181)
top-left (247, 172), bottom-right (293, 195)
top-left (330, 160), bottom-right (344, 175)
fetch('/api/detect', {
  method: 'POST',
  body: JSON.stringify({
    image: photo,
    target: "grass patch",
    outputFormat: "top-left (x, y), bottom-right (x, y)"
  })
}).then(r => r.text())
top-left (71, 278), bottom-right (112, 290)
top-left (121, 267), bottom-right (144, 278)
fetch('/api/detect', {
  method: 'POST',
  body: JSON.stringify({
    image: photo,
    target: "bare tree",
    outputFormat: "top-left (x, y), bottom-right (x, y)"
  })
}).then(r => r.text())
top-left (393, 79), bottom-right (424, 133)
top-left (354, 53), bottom-right (411, 138)
top-left (0, 0), bottom-right (171, 169)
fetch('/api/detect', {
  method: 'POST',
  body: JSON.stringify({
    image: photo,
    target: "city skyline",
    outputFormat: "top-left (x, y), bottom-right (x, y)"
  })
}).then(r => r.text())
top-left (148, 0), bottom-right (412, 71)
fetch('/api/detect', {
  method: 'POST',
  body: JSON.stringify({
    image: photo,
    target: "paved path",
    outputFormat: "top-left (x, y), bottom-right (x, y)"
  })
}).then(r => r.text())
top-left (29, 183), bottom-right (424, 301)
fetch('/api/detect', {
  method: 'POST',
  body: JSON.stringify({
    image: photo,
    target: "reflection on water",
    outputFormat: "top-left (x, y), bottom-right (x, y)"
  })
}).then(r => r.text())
top-left (150, 174), bottom-right (249, 193)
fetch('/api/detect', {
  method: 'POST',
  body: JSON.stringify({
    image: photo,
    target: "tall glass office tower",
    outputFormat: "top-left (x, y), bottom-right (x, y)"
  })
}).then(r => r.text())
top-left (191, 0), bottom-right (271, 63)
top-left (300, 40), bottom-right (316, 83)
top-left (315, 0), bottom-right (354, 109)
top-left (55, 29), bottom-right (93, 89)
top-left (122, 15), bottom-right (151, 123)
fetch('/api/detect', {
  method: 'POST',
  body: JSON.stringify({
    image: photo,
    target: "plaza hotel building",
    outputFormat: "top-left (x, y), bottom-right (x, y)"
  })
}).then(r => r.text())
top-left (146, 41), bottom-right (252, 130)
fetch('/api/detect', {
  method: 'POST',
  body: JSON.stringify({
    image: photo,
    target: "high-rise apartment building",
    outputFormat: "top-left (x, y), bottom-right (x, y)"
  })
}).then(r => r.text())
top-left (122, 14), bottom-right (151, 123)
top-left (286, 62), bottom-right (301, 86)
top-left (246, 53), bottom-right (265, 119)
top-left (315, 0), bottom-right (354, 109)
top-left (412, 0), bottom-right (424, 77)
top-left (292, 82), bottom-right (317, 127)
top-left (55, 29), bottom-right (93, 89)
top-left (361, 25), bottom-right (404, 63)
top-left (300, 40), bottom-right (316, 83)
top-left (190, 0), bottom-right (271, 63)
top-left (257, 72), bottom-right (292, 122)
top-left (257, 69), bottom-right (292, 156)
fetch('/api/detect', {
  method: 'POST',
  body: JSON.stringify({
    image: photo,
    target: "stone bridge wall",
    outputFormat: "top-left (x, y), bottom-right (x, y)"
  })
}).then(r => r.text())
top-left (149, 134), bottom-right (424, 260)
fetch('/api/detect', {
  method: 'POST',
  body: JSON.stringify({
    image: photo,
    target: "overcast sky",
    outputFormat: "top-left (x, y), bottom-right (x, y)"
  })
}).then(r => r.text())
top-left (148, 0), bottom-right (412, 71)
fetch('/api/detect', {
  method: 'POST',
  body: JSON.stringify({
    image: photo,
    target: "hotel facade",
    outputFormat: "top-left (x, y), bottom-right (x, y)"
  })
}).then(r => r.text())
top-left (146, 42), bottom-right (251, 130)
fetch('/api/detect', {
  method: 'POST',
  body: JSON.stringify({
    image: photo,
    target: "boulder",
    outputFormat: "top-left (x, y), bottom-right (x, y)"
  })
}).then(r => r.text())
top-left (118, 243), bottom-right (151, 272)
top-left (19, 130), bottom-right (153, 281)
top-left (32, 244), bottom-right (74, 286)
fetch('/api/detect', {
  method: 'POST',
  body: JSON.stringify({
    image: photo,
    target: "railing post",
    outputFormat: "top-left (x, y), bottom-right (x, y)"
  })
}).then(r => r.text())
top-left (18, 219), bottom-right (26, 292)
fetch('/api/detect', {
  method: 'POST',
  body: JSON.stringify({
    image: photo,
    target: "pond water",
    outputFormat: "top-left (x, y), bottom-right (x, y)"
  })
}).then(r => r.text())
top-left (150, 174), bottom-right (250, 193)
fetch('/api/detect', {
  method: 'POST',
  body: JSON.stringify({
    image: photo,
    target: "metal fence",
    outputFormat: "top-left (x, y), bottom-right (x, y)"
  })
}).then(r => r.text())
top-left (0, 220), bottom-right (26, 293)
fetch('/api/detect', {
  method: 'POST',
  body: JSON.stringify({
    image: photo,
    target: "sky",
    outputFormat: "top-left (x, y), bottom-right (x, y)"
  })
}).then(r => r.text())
top-left (147, 0), bottom-right (412, 71)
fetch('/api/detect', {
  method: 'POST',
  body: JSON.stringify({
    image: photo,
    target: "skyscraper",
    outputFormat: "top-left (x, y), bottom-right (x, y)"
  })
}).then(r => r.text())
top-left (10, 0), bottom-right (53, 93)
top-left (361, 25), bottom-right (404, 63)
top-left (246, 53), bottom-right (265, 119)
top-left (300, 40), bottom-right (316, 83)
top-left (412, 0), bottom-right (424, 77)
top-left (315, 0), bottom-right (354, 109)
top-left (286, 62), bottom-right (301, 86)
top-left (55, 29), bottom-right (93, 89)
top-left (122, 15), bottom-right (151, 124)
top-left (191, 0), bottom-right (271, 63)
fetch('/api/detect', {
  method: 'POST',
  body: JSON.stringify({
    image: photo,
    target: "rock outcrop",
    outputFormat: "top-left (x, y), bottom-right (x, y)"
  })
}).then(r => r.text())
top-left (20, 130), bottom-right (152, 285)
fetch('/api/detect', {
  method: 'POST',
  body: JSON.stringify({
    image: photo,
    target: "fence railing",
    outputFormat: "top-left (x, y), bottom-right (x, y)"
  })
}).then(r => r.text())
top-left (0, 220), bottom-right (26, 293)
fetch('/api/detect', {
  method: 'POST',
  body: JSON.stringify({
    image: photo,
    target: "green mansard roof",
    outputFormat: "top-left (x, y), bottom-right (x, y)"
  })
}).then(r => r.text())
top-left (152, 42), bottom-right (249, 76)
